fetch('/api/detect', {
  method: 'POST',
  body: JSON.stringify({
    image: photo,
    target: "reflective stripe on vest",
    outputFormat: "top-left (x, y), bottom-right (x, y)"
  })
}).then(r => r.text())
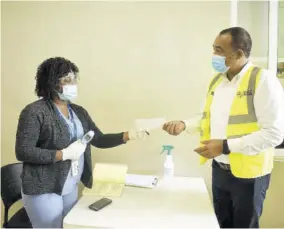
top-left (228, 67), bottom-right (260, 125)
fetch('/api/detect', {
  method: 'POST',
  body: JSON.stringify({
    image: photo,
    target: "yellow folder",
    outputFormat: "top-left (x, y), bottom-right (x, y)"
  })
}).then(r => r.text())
top-left (83, 163), bottom-right (128, 197)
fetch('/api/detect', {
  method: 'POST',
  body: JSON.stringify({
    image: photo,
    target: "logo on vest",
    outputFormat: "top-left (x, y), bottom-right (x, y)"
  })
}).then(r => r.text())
top-left (237, 90), bottom-right (253, 98)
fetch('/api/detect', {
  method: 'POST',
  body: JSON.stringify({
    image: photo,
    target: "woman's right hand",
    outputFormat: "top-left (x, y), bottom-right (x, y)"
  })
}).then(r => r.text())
top-left (61, 140), bottom-right (87, 161)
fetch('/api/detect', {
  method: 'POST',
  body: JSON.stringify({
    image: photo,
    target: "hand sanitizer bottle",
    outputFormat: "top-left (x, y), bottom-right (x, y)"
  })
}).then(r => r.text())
top-left (161, 145), bottom-right (174, 177)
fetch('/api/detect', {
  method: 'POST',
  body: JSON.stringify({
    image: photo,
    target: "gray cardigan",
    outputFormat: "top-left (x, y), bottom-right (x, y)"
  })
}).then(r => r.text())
top-left (15, 99), bottom-right (125, 195)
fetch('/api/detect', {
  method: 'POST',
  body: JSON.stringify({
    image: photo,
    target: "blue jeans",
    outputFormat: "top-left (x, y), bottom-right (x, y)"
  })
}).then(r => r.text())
top-left (22, 186), bottom-right (78, 228)
top-left (212, 160), bottom-right (270, 228)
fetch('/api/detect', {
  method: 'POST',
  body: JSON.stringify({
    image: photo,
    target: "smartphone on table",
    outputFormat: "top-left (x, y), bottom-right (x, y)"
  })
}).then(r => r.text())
top-left (89, 198), bottom-right (112, 211)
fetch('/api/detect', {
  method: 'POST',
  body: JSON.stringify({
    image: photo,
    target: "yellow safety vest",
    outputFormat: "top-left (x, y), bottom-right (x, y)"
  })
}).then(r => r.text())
top-left (200, 66), bottom-right (274, 178)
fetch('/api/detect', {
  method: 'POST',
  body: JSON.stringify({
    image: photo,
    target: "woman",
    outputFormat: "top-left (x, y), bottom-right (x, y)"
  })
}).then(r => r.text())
top-left (15, 57), bottom-right (147, 228)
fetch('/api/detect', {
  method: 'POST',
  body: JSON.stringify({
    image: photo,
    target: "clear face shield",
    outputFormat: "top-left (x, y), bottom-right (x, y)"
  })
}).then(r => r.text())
top-left (59, 72), bottom-right (78, 85)
top-left (56, 72), bottom-right (78, 101)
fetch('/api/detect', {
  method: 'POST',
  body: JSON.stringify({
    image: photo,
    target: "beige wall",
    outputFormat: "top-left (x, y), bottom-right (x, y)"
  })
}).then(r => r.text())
top-left (1, 1), bottom-right (283, 228)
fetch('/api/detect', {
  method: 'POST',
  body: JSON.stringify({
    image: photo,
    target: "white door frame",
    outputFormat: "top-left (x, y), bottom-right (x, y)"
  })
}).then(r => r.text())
top-left (268, 0), bottom-right (279, 75)
top-left (230, 0), bottom-right (279, 74)
top-left (230, 0), bottom-right (238, 27)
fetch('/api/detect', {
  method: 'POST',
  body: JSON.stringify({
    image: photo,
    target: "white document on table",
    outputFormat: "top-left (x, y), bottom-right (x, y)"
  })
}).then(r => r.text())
top-left (135, 117), bottom-right (166, 131)
top-left (125, 174), bottom-right (159, 188)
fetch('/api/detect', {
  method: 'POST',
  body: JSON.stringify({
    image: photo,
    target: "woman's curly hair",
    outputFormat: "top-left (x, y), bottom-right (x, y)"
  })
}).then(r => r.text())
top-left (35, 57), bottom-right (79, 99)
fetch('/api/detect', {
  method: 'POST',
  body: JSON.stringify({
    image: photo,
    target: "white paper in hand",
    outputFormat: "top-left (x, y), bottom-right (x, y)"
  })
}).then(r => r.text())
top-left (135, 117), bottom-right (166, 131)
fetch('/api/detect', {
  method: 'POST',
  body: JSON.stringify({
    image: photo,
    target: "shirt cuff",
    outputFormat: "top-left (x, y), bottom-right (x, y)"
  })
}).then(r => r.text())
top-left (227, 138), bottom-right (244, 153)
top-left (182, 117), bottom-right (200, 134)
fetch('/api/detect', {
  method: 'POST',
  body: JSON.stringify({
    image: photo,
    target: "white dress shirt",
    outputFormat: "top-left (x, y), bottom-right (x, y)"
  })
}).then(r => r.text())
top-left (185, 63), bottom-right (284, 164)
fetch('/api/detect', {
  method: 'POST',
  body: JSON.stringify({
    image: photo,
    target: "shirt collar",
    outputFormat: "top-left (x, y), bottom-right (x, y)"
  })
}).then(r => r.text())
top-left (223, 61), bottom-right (252, 82)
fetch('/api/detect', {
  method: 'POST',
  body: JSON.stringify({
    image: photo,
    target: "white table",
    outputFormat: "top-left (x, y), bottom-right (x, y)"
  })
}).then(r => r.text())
top-left (63, 177), bottom-right (219, 229)
top-left (275, 148), bottom-right (284, 161)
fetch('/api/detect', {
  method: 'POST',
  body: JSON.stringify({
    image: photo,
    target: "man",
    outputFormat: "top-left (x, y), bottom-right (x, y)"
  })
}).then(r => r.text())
top-left (163, 27), bottom-right (284, 228)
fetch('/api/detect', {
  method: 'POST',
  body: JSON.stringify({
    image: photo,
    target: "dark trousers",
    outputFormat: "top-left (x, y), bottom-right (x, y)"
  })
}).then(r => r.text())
top-left (212, 160), bottom-right (270, 228)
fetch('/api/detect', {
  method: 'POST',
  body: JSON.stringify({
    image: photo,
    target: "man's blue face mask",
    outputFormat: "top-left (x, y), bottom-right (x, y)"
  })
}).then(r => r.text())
top-left (212, 55), bottom-right (230, 73)
top-left (212, 51), bottom-right (239, 73)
